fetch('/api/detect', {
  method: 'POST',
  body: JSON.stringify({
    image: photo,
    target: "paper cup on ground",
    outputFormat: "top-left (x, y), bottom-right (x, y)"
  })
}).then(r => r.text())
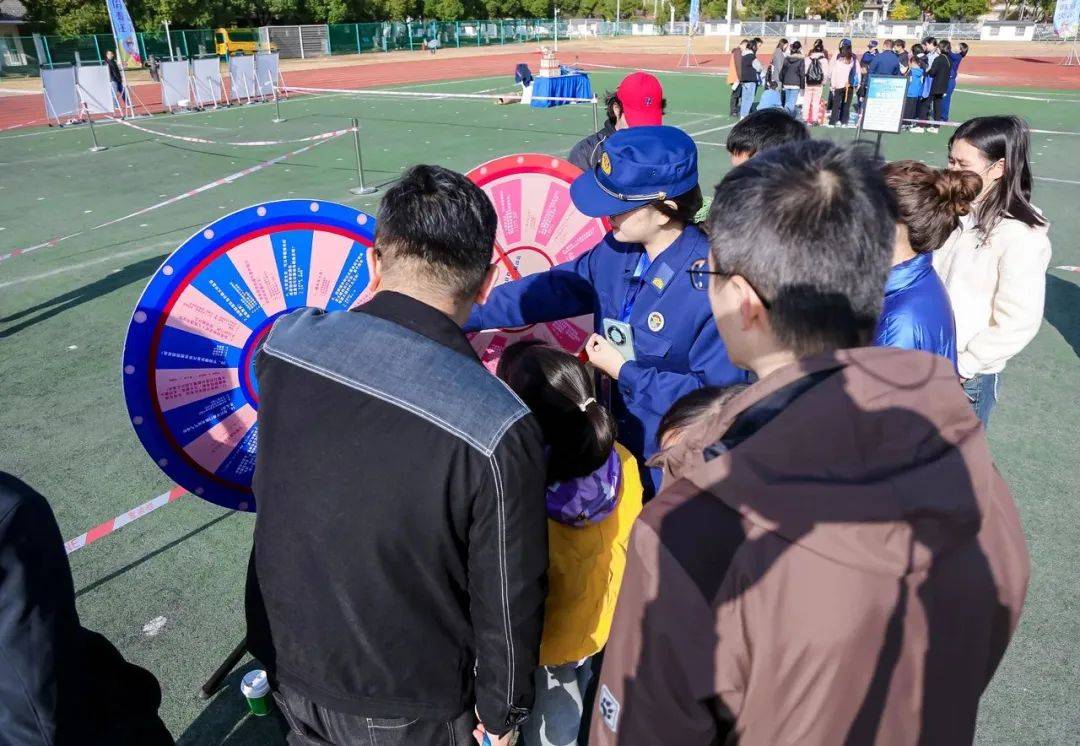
top-left (240, 669), bottom-right (271, 716)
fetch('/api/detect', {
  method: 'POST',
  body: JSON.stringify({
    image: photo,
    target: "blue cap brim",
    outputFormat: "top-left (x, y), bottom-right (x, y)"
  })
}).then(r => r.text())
top-left (570, 170), bottom-right (651, 218)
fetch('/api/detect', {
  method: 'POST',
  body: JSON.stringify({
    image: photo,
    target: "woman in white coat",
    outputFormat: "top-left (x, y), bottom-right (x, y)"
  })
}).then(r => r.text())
top-left (937, 115), bottom-right (1052, 426)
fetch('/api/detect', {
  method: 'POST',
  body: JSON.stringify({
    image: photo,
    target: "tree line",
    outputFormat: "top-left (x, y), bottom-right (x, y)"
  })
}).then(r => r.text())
top-left (25, 0), bottom-right (1023, 37)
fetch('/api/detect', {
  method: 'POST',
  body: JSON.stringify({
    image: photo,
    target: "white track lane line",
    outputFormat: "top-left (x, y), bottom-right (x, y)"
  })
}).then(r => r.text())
top-left (1036, 175), bottom-right (1080, 186)
top-left (688, 123), bottom-right (736, 137)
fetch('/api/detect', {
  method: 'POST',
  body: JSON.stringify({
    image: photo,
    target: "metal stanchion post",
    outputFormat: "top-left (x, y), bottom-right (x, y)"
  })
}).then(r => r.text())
top-left (87, 108), bottom-right (107, 152)
top-left (592, 98), bottom-right (599, 132)
top-left (272, 83), bottom-right (285, 123)
top-left (349, 118), bottom-right (377, 196)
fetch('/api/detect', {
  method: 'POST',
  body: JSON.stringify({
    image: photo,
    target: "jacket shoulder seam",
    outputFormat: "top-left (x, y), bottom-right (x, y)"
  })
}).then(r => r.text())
top-left (263, 342), bottom-right (524, 457)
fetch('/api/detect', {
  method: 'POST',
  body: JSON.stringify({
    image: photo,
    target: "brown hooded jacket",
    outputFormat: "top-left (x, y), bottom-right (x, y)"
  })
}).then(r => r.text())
top-left (591, 347), bottom-right (1029, 745)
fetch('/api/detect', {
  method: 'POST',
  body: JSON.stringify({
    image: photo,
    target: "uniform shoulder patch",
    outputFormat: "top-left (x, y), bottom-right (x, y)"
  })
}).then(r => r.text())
top-left (599, 684), bottom-right (621, 733)
top-left (600, 151), bottom-right (612, 176)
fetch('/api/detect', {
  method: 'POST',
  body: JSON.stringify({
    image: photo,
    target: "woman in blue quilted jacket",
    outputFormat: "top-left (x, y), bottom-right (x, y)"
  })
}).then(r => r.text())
top-left (874, 160), bottom-right (982, 368)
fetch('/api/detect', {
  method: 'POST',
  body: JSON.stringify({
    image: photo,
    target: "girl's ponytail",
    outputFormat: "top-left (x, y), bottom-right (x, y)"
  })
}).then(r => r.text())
top-left (497, 340), bottom-right (615, 484)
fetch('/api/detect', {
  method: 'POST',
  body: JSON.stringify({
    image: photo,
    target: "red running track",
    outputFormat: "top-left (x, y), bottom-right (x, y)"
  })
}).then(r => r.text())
top-left (1, 51), bottom-right (1077, 131)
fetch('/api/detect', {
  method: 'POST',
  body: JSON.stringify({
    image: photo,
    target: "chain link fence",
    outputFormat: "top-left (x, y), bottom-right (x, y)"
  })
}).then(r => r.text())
top-left (1, 20), bottom-right (1069, 78)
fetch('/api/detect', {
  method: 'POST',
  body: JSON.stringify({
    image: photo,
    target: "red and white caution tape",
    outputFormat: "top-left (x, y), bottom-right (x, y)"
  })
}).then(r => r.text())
top-left (0, 132), bottom-right (344, 263)
top-left (109, 116), bottom-right (356, 147)
top-left (281, 84), bottom-right (596, 104)
top-left (65, 486), bottom-right (186, 554)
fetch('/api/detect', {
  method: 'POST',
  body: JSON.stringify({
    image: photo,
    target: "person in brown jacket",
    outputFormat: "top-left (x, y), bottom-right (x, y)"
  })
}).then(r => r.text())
top-left (590, 139), bottom-right (1030, 745)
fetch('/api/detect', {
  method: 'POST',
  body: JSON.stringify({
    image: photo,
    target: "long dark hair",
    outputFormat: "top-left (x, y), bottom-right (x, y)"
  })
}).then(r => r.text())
top-left (652, 185), bottom-right (704, 227)
top-left (838, 43), bottom-right (853, 62)
top-left (497, 340), bottom-right (616, 484)
top-left (812, 38), bottom-right (825, 54)
top-left (883, 161), bottom-right (982, 253)
top-left (939, 39), bottom-right (953, 55)
top-left (950, 116), bottom-right (1046, 234)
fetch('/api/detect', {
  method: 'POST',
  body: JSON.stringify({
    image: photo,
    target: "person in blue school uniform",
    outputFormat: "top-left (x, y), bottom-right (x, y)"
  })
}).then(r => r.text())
top-left (465, 126), bottom-right (748, 496)
top-left (874, 159), bottom-right (980, 368)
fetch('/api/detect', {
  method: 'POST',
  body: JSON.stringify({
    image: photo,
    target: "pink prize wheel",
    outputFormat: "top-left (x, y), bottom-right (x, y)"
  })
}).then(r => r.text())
top-left (466, 154), bottom-right (611, 370)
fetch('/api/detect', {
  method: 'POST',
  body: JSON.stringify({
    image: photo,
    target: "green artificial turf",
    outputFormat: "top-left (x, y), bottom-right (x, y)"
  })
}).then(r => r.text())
top-left (1, 70), bottom-right (1077, 742)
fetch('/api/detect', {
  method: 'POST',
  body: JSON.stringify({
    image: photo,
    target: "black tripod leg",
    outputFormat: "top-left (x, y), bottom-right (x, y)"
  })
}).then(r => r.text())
top-left (199, 640), bottom-right (248, 699)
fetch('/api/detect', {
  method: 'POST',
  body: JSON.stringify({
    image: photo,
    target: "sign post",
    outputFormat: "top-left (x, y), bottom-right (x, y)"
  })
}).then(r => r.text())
top-left (680, 0), bottom-right (700, 67)
top-left (1054, 0), bottom-right (1080, 65)
top-left (857, 74), bottom-right (908, 158)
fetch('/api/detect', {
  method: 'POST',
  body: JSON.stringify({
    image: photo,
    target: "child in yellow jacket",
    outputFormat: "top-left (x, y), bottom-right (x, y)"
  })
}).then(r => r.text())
top-left (496, 340), bottom-right (644, 745)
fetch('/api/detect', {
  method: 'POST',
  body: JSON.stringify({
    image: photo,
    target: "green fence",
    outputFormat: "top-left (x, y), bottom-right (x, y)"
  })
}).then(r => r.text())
top-left (0, 20), bottom-right (619, 78)
top-left (0, 29), bottom-right (226, 77)
top-left (324, 20), bottom-right (575, 55)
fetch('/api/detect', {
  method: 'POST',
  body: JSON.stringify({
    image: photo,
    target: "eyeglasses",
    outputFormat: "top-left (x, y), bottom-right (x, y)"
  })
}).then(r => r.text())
top-left (687, 258), bottom-right (727, 291)
top-left (687, 259), bottom-right (771, 308)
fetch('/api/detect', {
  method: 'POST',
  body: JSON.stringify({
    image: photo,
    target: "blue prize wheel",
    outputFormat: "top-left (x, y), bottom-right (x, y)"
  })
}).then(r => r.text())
top-left (122, 200), bottom-right (376, 511)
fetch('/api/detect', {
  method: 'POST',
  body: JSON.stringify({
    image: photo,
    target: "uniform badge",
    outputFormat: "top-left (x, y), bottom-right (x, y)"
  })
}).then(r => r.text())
top-left (648, 311), bottom-right (665, 332)
top-left (600, 151), bottom-right (612, 176)
top-left (599, 685), bottom-right (621, 733)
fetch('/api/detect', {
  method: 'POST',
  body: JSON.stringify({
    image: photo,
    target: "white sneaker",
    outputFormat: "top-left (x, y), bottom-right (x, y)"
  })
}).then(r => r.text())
top-left (824, 123), bottom-right (835, 128)
top-left (910, 126), bottom-right (925, 133)
top-left (927, 126), bottom-right (939, 134)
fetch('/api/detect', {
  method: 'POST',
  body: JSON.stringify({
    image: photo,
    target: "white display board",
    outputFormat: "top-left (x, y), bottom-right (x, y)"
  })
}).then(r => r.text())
top-left (228, 55), bottom-right (257, 101)
top-left (254, 52), bottom-right (279, 98)
top-left (191, 57), bottom-right (224, 105)
top-left (41, 66), bottom-right (79, 120)
top-left (77, 64), bottom-right (117, 115)
top-left (159, 59), bottom-right (191, 108)
top-left (1054, 0), bottom-right (1079, 36)
top-left (862, 75), bottom-right (908, 134)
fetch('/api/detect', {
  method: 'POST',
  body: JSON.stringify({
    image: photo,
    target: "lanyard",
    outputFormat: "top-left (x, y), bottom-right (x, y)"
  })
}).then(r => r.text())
top-left (620, 252), bottom-right (652, 323)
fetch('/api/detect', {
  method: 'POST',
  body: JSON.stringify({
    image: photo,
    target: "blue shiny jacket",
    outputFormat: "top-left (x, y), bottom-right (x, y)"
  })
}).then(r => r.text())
top-left (874, 252), bottom-right (957, 367)
top-left (465, 225), bottom-right (747, 494)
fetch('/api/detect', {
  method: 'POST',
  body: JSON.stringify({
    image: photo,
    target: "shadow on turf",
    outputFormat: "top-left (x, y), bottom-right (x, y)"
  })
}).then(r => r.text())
top-left (177, 660), bottom-right (289, 745)
top-left (0, 254), bottom-right (167, 340)
top-left (75, 511), bottom-right (234, 599)
top-left (1045, 273), bottom-right (1080, 359)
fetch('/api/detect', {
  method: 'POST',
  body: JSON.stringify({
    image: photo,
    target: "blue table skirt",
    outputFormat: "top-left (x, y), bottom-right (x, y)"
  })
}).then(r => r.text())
top-left (531, 73), bottom-right (593, 108)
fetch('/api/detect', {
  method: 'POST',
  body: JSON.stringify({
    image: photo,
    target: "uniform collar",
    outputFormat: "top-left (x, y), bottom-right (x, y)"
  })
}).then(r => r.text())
top-left (356, 290), bottom-right (478, 362)
top-left (884, 252), bottom-right (933, 295)
top-left (625, 224), bottom-right (705, 285)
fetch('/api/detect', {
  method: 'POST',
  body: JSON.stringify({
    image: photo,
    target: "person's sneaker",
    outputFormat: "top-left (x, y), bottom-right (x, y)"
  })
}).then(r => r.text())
top-left (927, 126), bottom-right (939, 134)
top-left (909, 126), bottom-right (925, 133)
top-left (824, 123), bottom-right (834, 128)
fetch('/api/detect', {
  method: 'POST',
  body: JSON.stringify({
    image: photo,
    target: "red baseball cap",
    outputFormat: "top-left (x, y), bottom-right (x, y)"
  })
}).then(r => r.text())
top-left (616, 72), bottom-right (664, 127)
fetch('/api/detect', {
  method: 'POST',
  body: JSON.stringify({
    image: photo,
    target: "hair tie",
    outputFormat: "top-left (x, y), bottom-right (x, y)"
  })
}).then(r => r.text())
top-left (578, 397), bottom-right (597, 413)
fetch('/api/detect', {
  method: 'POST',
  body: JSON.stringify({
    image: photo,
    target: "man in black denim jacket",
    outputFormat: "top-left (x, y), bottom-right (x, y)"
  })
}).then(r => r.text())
top-left (246, 165), bottom-right (548, 746)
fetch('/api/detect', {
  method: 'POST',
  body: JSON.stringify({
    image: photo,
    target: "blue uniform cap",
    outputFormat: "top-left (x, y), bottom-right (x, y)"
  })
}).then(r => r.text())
top-left (570, 125), bottom-right (699, 218)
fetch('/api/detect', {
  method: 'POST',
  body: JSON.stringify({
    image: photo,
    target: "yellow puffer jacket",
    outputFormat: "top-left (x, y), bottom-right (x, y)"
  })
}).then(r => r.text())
top-left (539, 443), bottom-right (644, 666)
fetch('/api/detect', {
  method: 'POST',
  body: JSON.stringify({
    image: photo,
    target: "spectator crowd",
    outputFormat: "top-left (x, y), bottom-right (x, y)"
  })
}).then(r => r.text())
top-left (728, 35), bottom-right (969, 132)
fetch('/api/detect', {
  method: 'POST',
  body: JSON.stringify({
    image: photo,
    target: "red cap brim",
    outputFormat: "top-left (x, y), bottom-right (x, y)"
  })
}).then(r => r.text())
top-left (622, 107), bottom-right (663, 127)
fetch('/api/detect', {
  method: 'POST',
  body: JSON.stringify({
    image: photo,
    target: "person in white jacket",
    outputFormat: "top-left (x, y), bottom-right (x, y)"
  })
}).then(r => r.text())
top-left (936, 115), bottom-right (1051, 426)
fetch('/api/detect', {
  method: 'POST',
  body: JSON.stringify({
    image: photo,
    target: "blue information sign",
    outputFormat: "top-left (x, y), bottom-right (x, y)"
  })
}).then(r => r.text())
top-left (862, 74), bottom-right (909, 135)
top-left (122, 200), bottom-right (377, 511)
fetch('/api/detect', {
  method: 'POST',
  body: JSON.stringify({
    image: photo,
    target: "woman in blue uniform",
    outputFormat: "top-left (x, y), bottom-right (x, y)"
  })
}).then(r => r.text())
top-left (465, 126), bottom-right (747, 495)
